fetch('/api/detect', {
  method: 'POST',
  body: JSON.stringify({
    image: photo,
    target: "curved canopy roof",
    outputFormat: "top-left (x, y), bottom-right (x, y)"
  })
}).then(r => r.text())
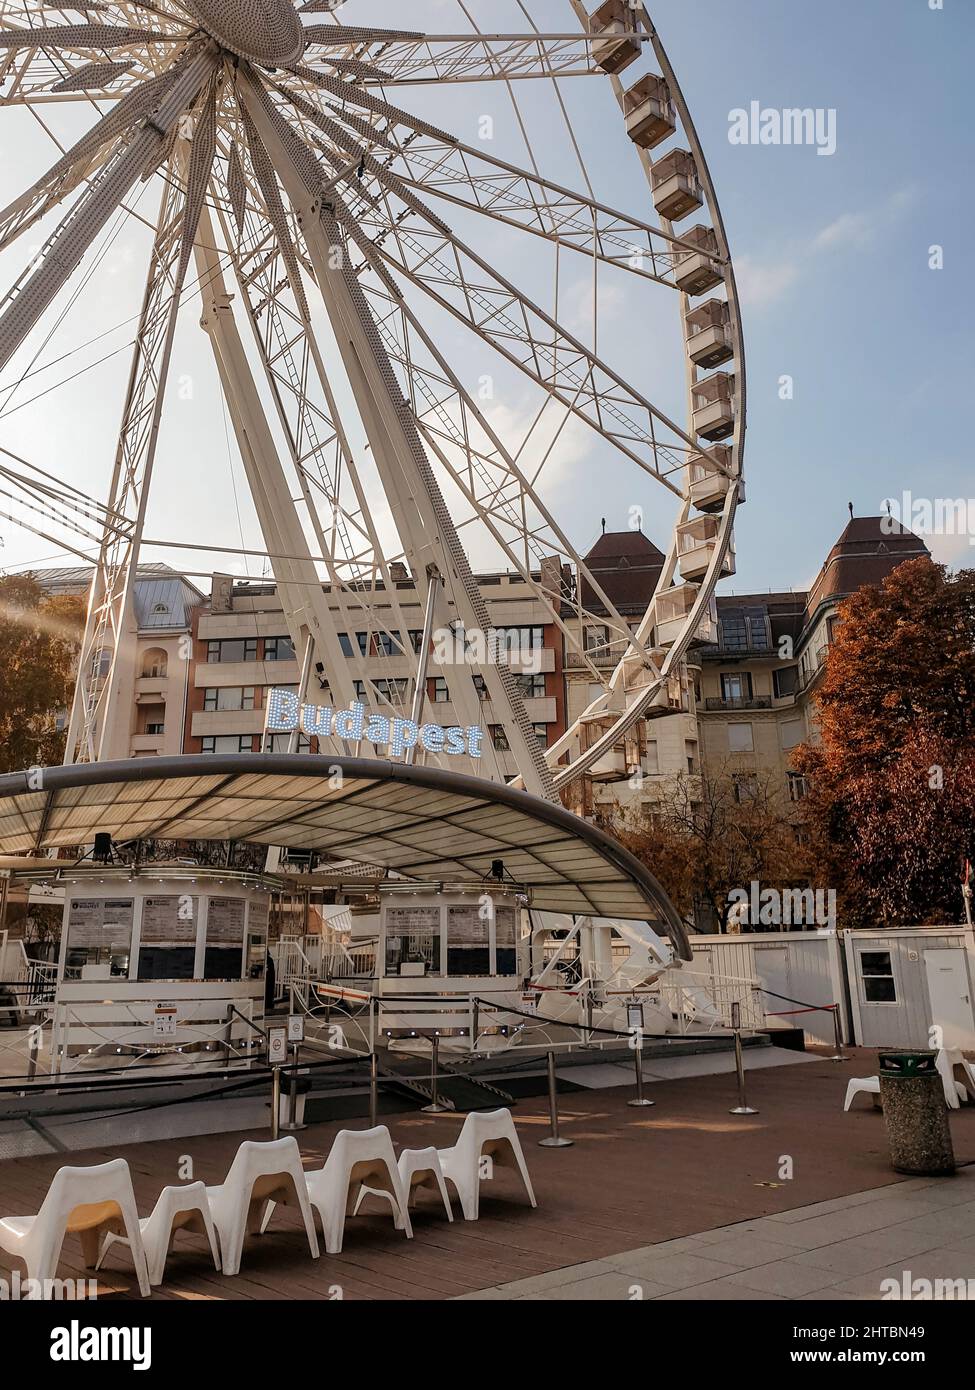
top-left (0, 755), bottom-right (690, 959)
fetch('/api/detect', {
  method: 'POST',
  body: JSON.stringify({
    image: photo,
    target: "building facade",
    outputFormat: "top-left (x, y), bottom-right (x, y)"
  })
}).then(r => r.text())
top-left (32, 515), bottom-right (927, 799)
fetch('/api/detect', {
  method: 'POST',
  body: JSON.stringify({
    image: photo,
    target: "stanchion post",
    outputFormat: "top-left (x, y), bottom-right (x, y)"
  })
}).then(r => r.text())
top-left (270, 1065), bottom-right (282, 1140)
top-left (369, 1048), bottom-right (379, 1128)
top-left (280, 1042), bottom-right (306, 1132)
top-left (471, 997), bottom-right (480, 1053)
top-left (729, 1001), bottom-right (758, 1116)
top-left (829, 1003), bottom-right (845, 1062)
top-left (539, 1049), bottom-right (573, 1147)
top-left (627, 1026), bottom-right (654, 1108)
top-left (421, 1032), bottom-right (449, 1113)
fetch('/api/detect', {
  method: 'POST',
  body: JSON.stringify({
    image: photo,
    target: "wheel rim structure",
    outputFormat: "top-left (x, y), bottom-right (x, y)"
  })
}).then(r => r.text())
top-left (0, 0), bottom-right (744, 810)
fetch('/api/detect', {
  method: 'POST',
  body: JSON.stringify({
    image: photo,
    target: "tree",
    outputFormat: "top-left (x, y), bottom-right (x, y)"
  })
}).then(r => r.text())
top-left (0, 574), bottom-right (83, 773)
top-left (599, 764), bottom-right (804, 932)
top-left (795, 557), bottom-right (975, 925)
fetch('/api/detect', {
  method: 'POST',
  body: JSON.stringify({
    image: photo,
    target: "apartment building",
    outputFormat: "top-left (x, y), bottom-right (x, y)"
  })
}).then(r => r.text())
top-left (31, 515), bottom-right (926, 798)
top-left (33, 564), bottom-right (202, 759)
top-left (184, 565), bottom-right (566, 781)
top-left (697, 516), bottom-right (931, 805)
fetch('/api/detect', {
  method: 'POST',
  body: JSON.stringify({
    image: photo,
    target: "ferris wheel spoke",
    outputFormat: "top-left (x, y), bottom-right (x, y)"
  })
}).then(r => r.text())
top-left (0, 40), bottom-right (217, 374)
top-left (235, 61), bottom-right (558, 798)
top-left (300, 31), bottom-right (651, 85)
top-left (275, 76), bottom-right (704, 292)
top-left (206, 184), bottom-right (436, 726)
top-left (65, 138), bottom-right (203, 764)
top-left (0, 13), bottom-right (187, 103)
top-left (355, 276), bottom-right (655, 680)
top-left (0, 58), bottom-right (184, 253)
top-left (310, 156), bottom-right (709, 493)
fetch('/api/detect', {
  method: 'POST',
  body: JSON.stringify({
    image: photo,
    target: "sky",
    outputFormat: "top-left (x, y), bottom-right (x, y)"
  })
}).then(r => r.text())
top-left (0, 0), bottom-right (970, 598)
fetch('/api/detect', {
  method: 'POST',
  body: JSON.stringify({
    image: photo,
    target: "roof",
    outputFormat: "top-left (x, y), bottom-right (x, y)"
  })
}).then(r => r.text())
top-left (805, 516), bottom-right (929, 618)
top-left (0, 755), bottom-right (691, 957)
top-left (26, 564), bottom-right (205, 618)
top-left (133, 575), bottom-right (202, 630)
top-left (580, 529), bottom-right (665, 616)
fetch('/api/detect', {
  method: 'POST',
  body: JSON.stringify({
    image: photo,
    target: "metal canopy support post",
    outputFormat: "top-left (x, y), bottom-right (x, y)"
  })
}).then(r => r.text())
top-left (404, 569), bottom-right (441, 765)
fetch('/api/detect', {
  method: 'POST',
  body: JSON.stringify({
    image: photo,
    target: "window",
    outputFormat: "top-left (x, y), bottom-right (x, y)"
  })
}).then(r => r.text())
top-left (375, 631), bottom-right (402, 656)
top-left (373, 677), bottom-right (408, 703)
top-left (492, 625), bottom-right (544, 656)
top-left (91, 648), bottom-right (111, 679)
top-left (718, 606), bottom-right (770, 652)
top-left (338, 633), bottom-right (354, 657)
top-left (144, 721), bottom-right (165, 736)
top-left (201, 735), bottom-right (254, 753)
top-left (860, 951), bottom-right (896, 1003)
top-left (645, 740), bottom-right (659, 775)
top-left (727, 722), bottom-right (754, 753)
top-left (206, 638), bottom-right (257, 663)
top-left (203, 686), bottom-right (256, 712)
top-left (353, 680), bottom-right (367, 702)
top-left (141, 648), bottom-right (168, 678)
top-left (264, 733), bottom-right (311, 752)
top-left (774, 665), bottom-right (799, 698)
top-left (264, 636), bottom-right (296, 662)
top-left (533, 723), bottom-right (548, 748)
top-left (685, 739), bottom-right (698, 775)
top-left (720, 672), bottom-right (752, 703)
top-left (780, 719), bottom-right (804, 750)
top-left (516, 672), bottom-right (546, 699)
top-left (354, 632), bottom-right (369, 657)
top-left (733, 772), bottom-right (758, 803)
top-left (472, 674), bottom-right (488, 699)
top-left (490, 725), bottom-right (510, 751)
top-left (584, 624), bottom-right (608, 652)
top-left (787, 771), bottom-right (807, 802)
top-left (433, 677), bottom-right (449, 703)
top-left (407, 630), bottom-right (425, 654)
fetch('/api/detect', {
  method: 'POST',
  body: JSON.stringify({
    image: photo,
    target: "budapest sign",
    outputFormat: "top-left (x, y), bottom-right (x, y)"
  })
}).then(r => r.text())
top-left (264, 687), bottom-right (484, 759)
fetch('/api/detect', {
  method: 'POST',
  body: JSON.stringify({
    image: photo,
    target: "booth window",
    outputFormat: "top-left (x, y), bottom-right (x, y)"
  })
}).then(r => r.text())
top-left (860, 950), bottom-right (896, 1003)
top-left (204, 897), bottom-right (246, 979)
top-left (138, 894), bottom-right (198, 981)
top-left (384, 907), bottom-right (439, 976)
top-left (64, 898), bottom-right (133, 979)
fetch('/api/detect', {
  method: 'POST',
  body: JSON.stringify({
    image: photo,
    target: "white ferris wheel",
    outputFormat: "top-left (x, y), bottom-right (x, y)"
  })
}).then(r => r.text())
top-left (0, 0), bottom-right (744, 805)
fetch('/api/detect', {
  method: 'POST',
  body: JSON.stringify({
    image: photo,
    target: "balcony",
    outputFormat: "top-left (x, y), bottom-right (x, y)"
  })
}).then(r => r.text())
top-left (705, 696), bottom-right (772, 711)
top-left (673, 224), bottom-right (723, 296)
top-left (589, 0), bottom-right (641, 74)
top-left (650, 148), bottom-right (703, 222)
top-left (622, 72), bottom-right (676, 150)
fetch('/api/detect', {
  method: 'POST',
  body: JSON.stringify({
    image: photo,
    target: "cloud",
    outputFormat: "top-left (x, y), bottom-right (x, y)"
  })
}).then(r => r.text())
top-left (737, 186), bottom-right (917, 311)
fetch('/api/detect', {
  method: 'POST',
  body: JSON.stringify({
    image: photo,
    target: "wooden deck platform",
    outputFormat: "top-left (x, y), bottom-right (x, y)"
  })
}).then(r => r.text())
top-left (3, 1048), bottom-right (973, 1301)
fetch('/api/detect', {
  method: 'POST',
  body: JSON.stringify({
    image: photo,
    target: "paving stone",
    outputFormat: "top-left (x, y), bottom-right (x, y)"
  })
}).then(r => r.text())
top-left (657, 1279), bottom-right (787, 1301)
top-left (602, 1249), bottom-right (741, 1288)
top-left (723, 1259), bottom-right (839, 1297)
top-left (689, 1233), bottom-right (806, 1270)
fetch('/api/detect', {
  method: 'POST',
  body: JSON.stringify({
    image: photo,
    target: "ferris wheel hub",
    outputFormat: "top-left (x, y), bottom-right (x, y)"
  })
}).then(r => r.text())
top-left (182, 0), bottom-right (305, 67)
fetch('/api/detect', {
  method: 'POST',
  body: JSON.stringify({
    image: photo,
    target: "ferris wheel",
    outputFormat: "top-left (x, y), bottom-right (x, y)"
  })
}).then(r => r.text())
top-left (0, 0), bottom-right (744, 804)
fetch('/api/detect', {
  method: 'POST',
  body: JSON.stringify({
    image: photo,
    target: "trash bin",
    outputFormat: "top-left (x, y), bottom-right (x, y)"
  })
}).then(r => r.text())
top-left (878, 1050), bottom-right (955, 1176)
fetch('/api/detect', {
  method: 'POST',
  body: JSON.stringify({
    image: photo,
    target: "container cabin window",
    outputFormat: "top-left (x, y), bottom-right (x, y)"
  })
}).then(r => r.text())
top-left (860, 950), bottom-right (896, 1003)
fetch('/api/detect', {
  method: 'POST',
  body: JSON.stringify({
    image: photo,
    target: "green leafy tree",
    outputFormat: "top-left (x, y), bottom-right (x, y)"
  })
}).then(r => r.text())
top-left (0, 573), bottom-right (83, 773)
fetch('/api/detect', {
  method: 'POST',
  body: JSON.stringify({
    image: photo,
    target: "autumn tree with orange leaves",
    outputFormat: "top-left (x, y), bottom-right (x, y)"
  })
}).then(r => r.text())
top-left (0, 573), bottom-right (83, 773)
top-left (795, 556), bottom-right (975, 925)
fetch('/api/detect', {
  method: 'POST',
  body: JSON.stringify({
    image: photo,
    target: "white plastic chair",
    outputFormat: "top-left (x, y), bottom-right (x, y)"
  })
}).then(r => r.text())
top-left (352, 1145), bottom-right (454, 1225)
top-left (205, 1137), bottom-right (319, 1277)
top-left (265, 1125), bottom-right (412, 1254)
top-left (936, 1049), bottom-right (975, 1108)
top-left (844, 1052), bottom-right (970, 1113)
top-left (0, 1158), bottom-right (150, 1298)
top-left (844, 1075), bottom-right (882, 1111)
top-left (95, 1180), bottom-right (220, 1287)
top-left (437, 1109), bottom-right (536, 1222)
